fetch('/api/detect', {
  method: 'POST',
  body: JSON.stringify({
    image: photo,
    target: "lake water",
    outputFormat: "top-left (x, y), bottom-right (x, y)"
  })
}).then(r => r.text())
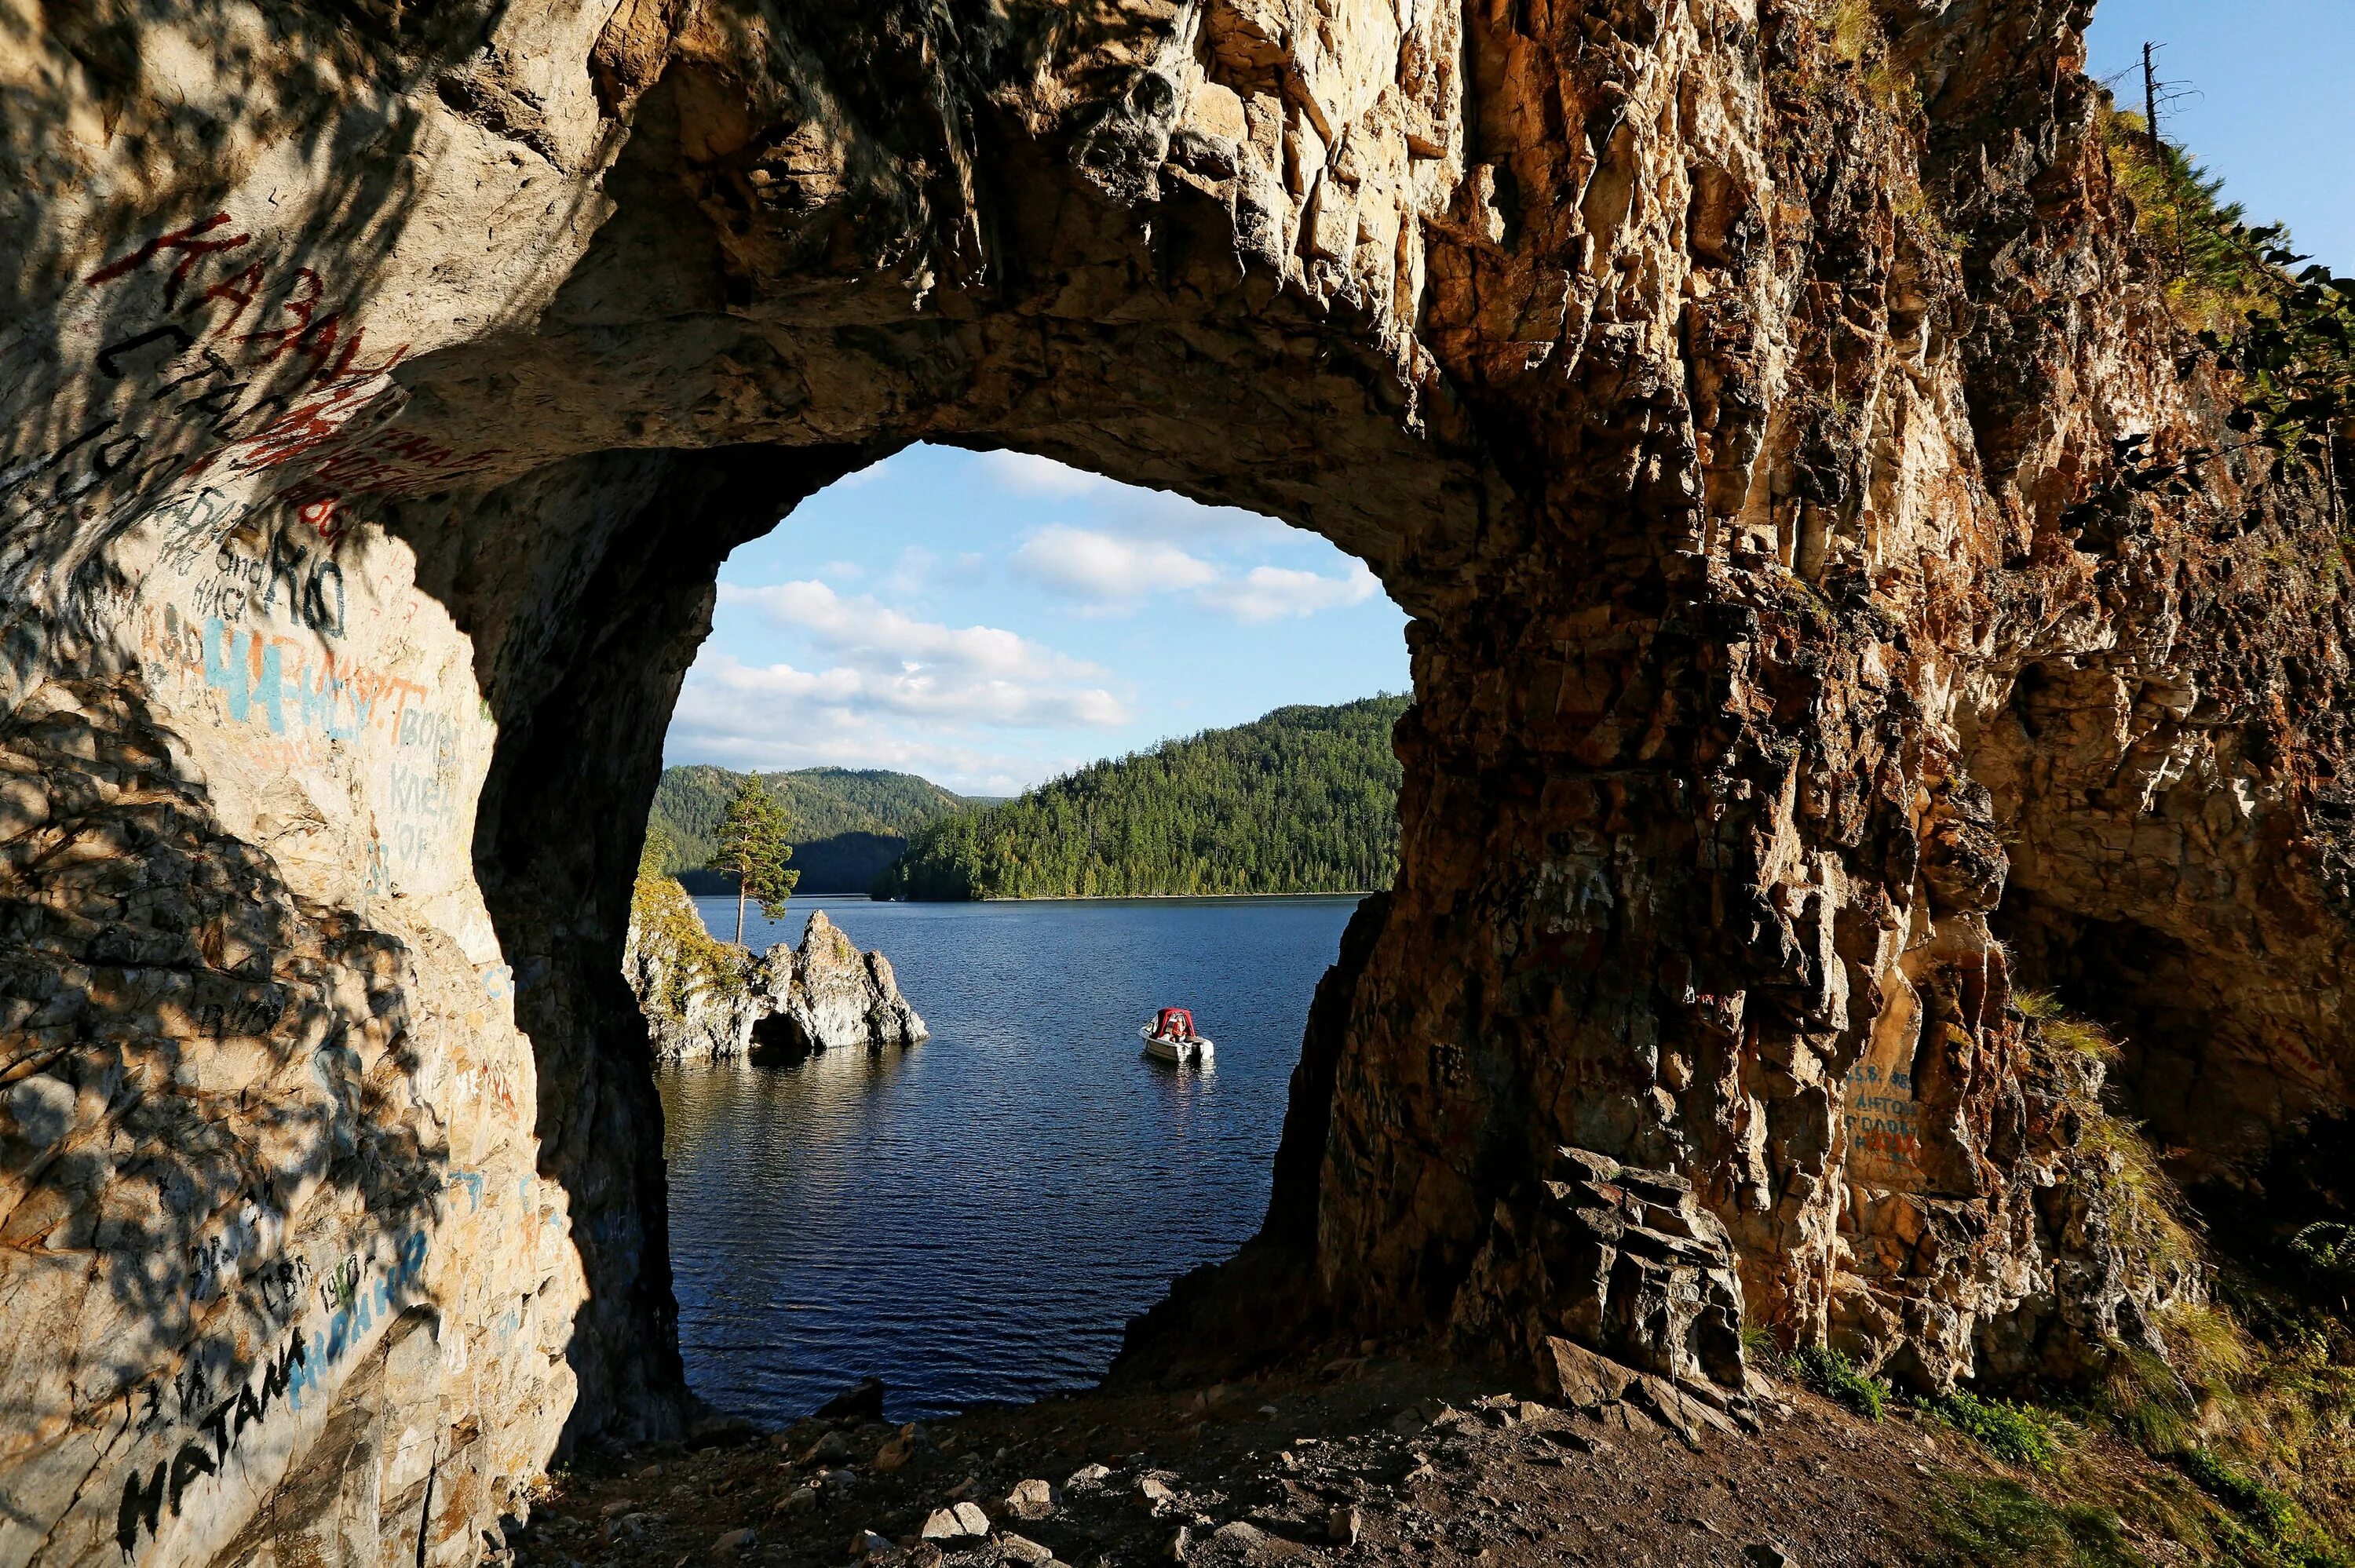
top-left (659, 894), bottom-right (1363, 1423)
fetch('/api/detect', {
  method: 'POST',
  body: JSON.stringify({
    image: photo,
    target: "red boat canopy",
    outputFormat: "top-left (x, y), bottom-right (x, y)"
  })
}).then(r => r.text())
top-left (1155, 1007), bottom-right (1195, 1038)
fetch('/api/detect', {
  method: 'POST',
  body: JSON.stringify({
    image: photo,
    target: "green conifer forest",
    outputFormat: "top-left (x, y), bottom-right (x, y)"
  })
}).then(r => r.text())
top-left (871, 695), bottom-right (1407, 899)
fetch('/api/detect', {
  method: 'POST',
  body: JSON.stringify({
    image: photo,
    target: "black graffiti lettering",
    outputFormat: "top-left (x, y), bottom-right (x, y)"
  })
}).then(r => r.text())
top-left (154, 345), bottom-right (239, 399)
top-left (232, 1382), bottom-right (265, 1444)
top-left (263, 531), bottom-right (300, 617)
top-left (166, 1440), bottom-right (216, 1515)
top-left (259, 1255), bottom-right (312, 1321)
top-left (198, 1402), bottom-right (232, 1465)
top-left (0, 420), bottom-right (115, 501)
top-left (301, 560), bottom-right (345, 636)
top-left (254, 1326), bottom-right (306, 1415)
top-left (119, 1461), bottom-right (167, 1558)
top-left (173, 1362), bottom-right (210, 1423)
top-left (97, 325), bottom-right (197, 379)
top-left (181, 379), bottom-right (250, 425)
top-left (53, 432), bottom-right (145, 503)
top-left (115, 1325), bottom-right (323, 1555)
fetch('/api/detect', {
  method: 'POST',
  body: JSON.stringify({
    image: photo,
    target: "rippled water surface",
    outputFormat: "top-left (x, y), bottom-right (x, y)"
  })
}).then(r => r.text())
top-left (660, 895), bottom-right (1361, 1424)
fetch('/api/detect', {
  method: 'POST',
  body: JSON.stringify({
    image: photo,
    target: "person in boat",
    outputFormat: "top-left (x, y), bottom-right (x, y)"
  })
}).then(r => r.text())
top-left (1155, 1006), bottom-right (1194, 1043)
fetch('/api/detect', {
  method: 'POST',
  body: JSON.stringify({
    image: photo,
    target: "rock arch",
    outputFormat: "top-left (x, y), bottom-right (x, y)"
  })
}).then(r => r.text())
top-left (4, 1), bottom-right (2351, 1563)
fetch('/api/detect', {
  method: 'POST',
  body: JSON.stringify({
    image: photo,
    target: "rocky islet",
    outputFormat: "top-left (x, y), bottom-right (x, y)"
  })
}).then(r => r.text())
top-left (623, 888), bottom-right (928, 1064)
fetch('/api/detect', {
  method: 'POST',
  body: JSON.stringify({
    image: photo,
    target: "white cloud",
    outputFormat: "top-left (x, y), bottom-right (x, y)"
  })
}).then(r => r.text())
top-left (1007, 527), bottom-right (1382, 623)
top-left (974, 450), bottom-right (1287, 545)
top-left (980, 450), bottom-right (1106, 496)
top-left (1207, 561), bottom-right (1383, 622)
top-left (666, 666), bottom-right (1085, 793)
top-left (692, 582), bottom-right (1126, 782)
top-left (719, 579), bottom-right (1105, 683)
top-left (1100, 487), bottom-right (1294, 545)
top-left (1011, 526), bottom-right (1220, 607)
top-left (681, 651), bottom-right (1125, 730)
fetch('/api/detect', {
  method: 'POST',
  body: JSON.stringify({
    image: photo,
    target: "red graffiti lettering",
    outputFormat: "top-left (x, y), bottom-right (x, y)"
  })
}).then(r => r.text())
top-left (201, 262), bottom-right (268, 327)
top-left (234, 268), bottom-right (324, 359)
top-left (86, 213), bottom-right (253, 309)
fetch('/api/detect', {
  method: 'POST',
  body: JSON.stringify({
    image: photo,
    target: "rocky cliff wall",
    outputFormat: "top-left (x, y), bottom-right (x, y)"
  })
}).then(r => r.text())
top-left (2, 0), bottom-right (2350, 1563)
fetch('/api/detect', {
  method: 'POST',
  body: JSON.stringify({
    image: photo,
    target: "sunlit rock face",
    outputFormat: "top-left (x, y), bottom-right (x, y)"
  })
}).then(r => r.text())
top-left (2, 0), bottom-right (2350, 1561)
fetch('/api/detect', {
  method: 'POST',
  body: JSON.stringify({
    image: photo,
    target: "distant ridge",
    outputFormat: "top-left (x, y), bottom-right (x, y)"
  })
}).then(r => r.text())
top-left (872, 695), bottom-right (1407, 900)
top-left (648, 766), bottom-right (977, 895)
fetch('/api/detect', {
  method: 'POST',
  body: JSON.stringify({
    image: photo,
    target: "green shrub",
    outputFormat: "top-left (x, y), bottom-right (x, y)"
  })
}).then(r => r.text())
top-left (1930, 1391), bottom-right (2067, 1472)
top-left (630, 864), bottom-right (756, 1020)
top-left (2105, 108), bottom-right (2272, 333)
top-left (2290, 1223), bottom-right (2355, 1284)
top-left (1787, 1345), bottom-right (1889, 1421)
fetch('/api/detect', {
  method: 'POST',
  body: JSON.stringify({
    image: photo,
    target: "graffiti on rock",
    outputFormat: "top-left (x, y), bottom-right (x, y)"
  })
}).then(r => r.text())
top-left (1842, 1059), bottom-right (1921, 1169)
top-left (113, 1228), bottom-right (433, 1561)
top-left (115, 1330), bottom-right (308, 1560)
top-left (4, 210), bottom-right (509, 559)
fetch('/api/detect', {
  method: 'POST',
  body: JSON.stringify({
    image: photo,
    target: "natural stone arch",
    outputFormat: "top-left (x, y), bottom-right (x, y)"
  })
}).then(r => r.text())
top-left (4, 1), bottom-right (2353, 1564)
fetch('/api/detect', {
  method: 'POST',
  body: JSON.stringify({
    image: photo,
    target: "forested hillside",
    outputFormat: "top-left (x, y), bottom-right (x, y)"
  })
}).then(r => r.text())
top-left (648, 766), bottom-right (974, 893)
top-left (873, 695), bottom-right (1408, 899)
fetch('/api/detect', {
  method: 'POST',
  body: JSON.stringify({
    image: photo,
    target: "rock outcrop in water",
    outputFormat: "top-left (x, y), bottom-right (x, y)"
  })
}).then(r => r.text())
top-left (623, 881), bottom-right (926, 1063)
top-left (4, 0), bottom-right (2353, 1560)
top-left (753, 910), bottom-right (928, 1063)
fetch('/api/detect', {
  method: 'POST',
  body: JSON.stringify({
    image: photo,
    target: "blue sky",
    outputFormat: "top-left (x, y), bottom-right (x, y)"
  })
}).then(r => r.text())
top-left (2086, 0), bottom-right (2351, 272)
top-left (666, 447), bottom-right (1411, 794)
top-left (668, 3), bottom-right (2346, 795)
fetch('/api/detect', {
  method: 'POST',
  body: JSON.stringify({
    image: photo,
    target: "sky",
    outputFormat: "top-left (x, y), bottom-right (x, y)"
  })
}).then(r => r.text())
top-left (666, 2), bottom-right (2348, 796)
top-left (2085, 0), bottom-right (2353, 272)
top-left (663, 447), bottom-right (1412, 796)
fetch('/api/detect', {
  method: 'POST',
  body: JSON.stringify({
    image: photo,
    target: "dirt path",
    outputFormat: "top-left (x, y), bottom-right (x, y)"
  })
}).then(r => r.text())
top-left (502, 1355), bottom-right (2049, 1567)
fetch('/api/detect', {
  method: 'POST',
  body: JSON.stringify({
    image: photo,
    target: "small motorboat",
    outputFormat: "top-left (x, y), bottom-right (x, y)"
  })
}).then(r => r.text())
top-left (1141, 1006), bottom-right (1214, 1067)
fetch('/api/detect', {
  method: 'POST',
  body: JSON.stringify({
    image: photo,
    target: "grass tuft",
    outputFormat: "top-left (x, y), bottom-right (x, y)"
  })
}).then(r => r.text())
top-left (1787, 1345), bottom-right (1889, 1421)
top-left (1926, 1476), bottom-right (2144, 1567)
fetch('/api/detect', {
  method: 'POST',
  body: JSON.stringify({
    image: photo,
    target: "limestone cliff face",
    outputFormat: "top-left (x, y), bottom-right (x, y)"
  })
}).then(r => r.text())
top-left (622, 887), bottom-right (926, 1063)
top-left (2, 0), bottom-right (2349, 1562)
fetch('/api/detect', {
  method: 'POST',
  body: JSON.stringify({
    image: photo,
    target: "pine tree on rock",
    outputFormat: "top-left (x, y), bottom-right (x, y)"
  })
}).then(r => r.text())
top-left (714, 776), bottom-right (798, 944)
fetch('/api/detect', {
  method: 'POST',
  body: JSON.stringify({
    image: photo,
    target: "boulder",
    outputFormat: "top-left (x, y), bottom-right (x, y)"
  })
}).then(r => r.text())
top-left (920, 1502), bottom-right (989, 1541)
top-left (1003, 1478), bottom-right (1058, 1520)
top-left (814, 1376), bottom-right (887, 1421)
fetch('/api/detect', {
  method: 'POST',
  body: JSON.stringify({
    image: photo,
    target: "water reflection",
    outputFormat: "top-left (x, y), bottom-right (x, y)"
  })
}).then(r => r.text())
top-left (659, 895), bottom-right (1359, 1421)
